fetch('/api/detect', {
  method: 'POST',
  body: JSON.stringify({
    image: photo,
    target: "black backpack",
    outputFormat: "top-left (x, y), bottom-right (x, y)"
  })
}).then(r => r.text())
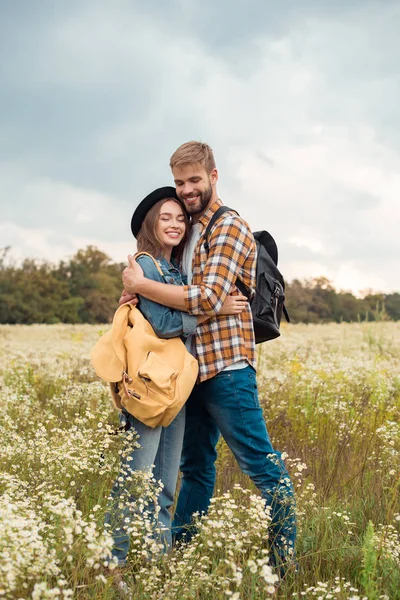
top-left (204, 206), bottom-right (290, 343)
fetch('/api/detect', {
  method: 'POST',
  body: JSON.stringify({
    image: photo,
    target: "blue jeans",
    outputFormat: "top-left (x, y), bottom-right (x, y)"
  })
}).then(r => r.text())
top-left (105, 406), bottom-right (185, 566)
top-left (172, 366), bottom-right (296, 564)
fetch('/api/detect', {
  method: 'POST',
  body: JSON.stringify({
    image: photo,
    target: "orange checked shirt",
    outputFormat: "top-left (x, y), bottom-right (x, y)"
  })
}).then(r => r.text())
top-left (183, 199), bottom-right (257, 382)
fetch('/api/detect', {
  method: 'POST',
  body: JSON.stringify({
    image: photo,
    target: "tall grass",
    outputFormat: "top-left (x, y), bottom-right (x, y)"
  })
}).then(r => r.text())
top-left (0, 322), bottom-right (399, 599)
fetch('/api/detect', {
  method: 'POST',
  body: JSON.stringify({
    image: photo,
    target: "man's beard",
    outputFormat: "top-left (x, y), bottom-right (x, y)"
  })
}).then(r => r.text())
top-left (180, 183), bottom-right (213, 215)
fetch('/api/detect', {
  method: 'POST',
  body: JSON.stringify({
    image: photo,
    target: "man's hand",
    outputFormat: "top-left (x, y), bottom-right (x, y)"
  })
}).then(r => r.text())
top-left (122, 255), bottom-right (145, 294)
top-left (119, 289), bottom-right (138, 306)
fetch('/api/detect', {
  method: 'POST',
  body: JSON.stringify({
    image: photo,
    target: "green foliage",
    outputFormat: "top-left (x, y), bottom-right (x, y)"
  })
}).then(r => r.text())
top-left (286, 277), bottom-right (400, 324)
top-left (0, 246), bottom-right (124, 324)
top-left (1, 247), bottom-right (400, 324)
top-left (361, 520), bottom-right (378, 599)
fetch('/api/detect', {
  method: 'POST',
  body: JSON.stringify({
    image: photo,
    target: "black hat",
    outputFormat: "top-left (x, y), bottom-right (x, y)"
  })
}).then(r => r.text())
top-left (131, 186), bottom-right (180, 238)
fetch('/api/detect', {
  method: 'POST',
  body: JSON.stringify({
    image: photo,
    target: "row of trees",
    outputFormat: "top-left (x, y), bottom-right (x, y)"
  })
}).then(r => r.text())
top-left (1, 246), bottom-right (399, 324)
top-left (0, 247), bottom-right (123, 324)
top-left (287, 277), bottom-right (400, 323)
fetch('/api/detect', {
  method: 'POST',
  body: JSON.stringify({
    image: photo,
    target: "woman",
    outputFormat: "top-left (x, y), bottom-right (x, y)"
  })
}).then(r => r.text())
top-left (105, 187), bottom-right (245, 568)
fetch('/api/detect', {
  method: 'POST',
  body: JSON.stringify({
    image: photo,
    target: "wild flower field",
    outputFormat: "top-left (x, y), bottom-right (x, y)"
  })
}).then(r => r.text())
top-left (0, 322), bottom-right (399, 600)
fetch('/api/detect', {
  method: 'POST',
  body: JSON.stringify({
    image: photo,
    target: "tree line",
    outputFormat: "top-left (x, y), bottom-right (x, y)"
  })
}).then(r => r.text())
top-left (0, 246), bottom-right (399, 325)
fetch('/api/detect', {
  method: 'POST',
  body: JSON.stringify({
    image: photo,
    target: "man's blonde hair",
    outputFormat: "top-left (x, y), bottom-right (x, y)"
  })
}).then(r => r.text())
top-left (170, 141), bottom-right (216, 173)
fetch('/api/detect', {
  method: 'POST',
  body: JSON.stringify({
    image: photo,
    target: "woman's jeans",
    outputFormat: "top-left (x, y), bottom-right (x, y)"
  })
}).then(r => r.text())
top-left (105, 406), bottom-right (185, 566)
top-left (172, 366), bottom-right (296, 564)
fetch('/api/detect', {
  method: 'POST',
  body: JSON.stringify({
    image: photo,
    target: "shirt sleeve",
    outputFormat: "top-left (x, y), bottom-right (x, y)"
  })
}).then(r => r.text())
top-left (136, 255), bottom-right (197, 338)
top-left (183, 215), bottom-right (256, 316)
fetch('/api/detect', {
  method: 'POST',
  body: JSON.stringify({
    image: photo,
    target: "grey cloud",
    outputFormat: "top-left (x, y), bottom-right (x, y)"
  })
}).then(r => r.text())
top-left (335, 188), bottom-right (380, 211)
top-left (255, 152), bottom-right (275, 168)
top-left (1, 0), bottom-right (399, 291)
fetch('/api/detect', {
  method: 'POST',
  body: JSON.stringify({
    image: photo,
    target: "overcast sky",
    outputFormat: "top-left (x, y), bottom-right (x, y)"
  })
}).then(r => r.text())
top-left (1, 0), bottom-right (399, 294)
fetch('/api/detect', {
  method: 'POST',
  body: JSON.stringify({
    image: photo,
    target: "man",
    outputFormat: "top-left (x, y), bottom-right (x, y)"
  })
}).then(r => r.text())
top-left (122, 141), bottom-right (296, 570)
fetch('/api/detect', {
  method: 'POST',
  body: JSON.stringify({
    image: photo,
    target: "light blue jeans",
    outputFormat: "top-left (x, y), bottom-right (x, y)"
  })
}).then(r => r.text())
top-left (105, 406), bottom-right (185, 566)
top-left (172, 366), bottom-right (296, 567)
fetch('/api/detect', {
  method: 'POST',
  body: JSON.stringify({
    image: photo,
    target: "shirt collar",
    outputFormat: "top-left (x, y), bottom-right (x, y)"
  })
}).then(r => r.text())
top-left (198, 198), bottom-right (224, 229)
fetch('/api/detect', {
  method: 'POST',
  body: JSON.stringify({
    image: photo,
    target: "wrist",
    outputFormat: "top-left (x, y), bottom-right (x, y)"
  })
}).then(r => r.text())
top-left (126, 278), bottom-right (145, 295)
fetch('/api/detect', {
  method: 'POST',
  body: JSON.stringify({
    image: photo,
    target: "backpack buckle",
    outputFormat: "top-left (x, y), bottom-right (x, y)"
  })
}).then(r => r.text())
top-left (121, 371), bottom-right (141, 399)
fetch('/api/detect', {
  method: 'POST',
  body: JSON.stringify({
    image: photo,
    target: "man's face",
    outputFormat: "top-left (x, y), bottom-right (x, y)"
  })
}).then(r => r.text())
top-left (172, 163), bottom-right (218, 216)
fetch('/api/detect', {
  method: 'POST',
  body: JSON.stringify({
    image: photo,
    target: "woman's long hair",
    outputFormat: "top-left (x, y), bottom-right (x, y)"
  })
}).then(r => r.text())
top-left (136, 198), bottom-right (190, 262)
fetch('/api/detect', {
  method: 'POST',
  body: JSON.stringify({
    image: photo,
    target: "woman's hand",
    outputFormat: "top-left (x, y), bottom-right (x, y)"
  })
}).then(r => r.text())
top-left (219, 294), bottom-right (248, 315)
top-left (119, 289), bottom-right (138, 306)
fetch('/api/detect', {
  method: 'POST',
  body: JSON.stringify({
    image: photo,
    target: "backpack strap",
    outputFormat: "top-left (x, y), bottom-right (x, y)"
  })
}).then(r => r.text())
top-left (133, 252), bottom-right (164, 278)
top-left (203, 206), bottom-right (238, 253)
top-left (203, 206), bottom-right (251, 299)
top-left (282, 304), bottom-right (290, 323)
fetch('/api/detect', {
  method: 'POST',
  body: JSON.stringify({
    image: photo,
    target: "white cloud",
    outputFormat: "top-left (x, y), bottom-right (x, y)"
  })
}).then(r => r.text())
top-left (0, 221), bottom-right (136, 267)
top-left (334, 264), bottom-right (389, 296)
top-left (0, 172), bottom-right (132, 239)
top-left (285, 258), bottom-right (391, 296)
top-left (0, 222), bottom-right (74, 265)
top-left (288, 236), bottom-right (324, 254)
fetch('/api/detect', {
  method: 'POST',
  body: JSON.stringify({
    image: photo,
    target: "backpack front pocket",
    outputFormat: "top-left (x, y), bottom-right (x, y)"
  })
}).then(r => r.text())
top-left (138, 351), bottom-right (177, 400)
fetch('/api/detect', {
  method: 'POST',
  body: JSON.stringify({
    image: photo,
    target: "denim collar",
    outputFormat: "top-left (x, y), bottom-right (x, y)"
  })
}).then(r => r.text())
top-left (156, 255), bottom-right (180, 273)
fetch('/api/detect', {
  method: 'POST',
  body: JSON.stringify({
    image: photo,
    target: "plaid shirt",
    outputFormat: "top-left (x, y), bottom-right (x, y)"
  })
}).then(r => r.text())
top-left (183, 199), bottom-right (257, 382)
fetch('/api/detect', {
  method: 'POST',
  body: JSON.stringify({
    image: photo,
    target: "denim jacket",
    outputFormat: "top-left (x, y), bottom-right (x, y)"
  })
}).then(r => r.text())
top-left (135, 254), bottom-right (197, 339)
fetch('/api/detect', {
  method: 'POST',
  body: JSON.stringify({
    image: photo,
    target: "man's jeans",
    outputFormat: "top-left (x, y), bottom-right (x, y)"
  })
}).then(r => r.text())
top-left (172, 366), bottom-right (296, 563)
top-left (105, 407), bottom-right (185, 566)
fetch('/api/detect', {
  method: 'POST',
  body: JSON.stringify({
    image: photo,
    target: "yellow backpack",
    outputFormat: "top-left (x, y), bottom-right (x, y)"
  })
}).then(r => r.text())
top-left (91, 254), bottom-right (199, 428)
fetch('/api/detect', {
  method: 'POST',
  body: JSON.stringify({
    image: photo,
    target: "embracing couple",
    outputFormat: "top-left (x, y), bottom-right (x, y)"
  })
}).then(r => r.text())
top-left (106, 141), bottom-right (296, 573)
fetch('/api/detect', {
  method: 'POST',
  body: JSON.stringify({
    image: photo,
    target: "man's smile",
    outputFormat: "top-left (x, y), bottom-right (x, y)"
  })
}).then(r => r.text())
top-left (184, 195), bottom-right (200, 204)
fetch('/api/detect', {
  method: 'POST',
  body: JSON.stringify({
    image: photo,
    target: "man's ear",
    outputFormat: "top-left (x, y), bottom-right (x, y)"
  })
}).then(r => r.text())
top-left (210, 168), bottom-right (218, 184)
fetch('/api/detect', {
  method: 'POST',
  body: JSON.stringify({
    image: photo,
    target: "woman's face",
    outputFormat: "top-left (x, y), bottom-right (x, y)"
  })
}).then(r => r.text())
top-left (155, 200), bottom-right (186, 254)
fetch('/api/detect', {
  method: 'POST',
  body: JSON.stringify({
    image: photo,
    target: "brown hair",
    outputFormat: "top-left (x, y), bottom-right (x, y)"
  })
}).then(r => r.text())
top-left (169, 141), bottom-right (216, 174)
top-left (136, 198), bottom-right (189, 261)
